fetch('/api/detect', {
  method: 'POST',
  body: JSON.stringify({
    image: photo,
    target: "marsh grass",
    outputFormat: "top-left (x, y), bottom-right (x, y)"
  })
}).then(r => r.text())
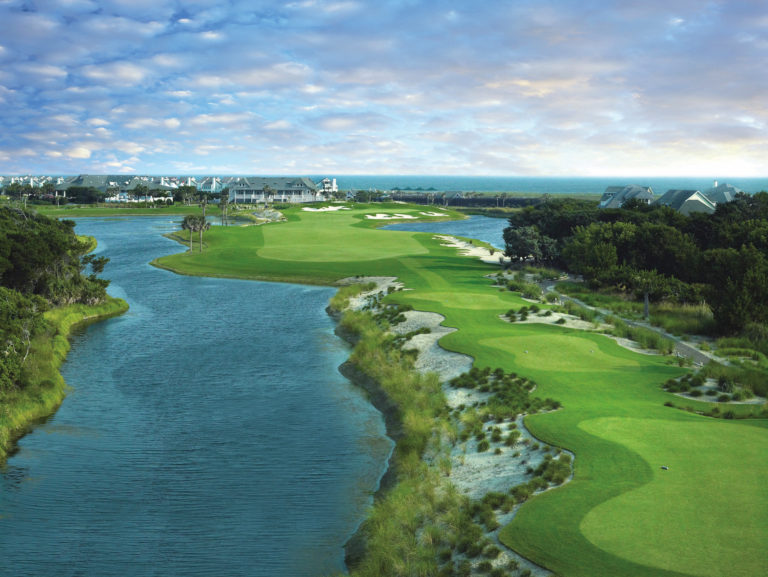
top-left (650, 302), bottom-right (716, 336)
top-left (607, 316), bottom-right (675, 354)
top-left (0, 298), bottom-right (128, 462)
top-left (327, 282), bottom-right (377, 314)
top-left (341, 309), bottom-right (493, 577)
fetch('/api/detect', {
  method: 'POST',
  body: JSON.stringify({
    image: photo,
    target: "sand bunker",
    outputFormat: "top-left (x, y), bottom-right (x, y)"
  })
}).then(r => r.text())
top-left (302, 206), bottom-right (351, 212)
top-left (365, 213), bottom-right (418, 220)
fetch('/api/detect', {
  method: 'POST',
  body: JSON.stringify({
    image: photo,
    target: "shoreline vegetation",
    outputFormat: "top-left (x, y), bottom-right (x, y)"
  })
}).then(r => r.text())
top-left (0, 297), bottom-right (128, 462)
top-left (330, 280), bottom-right (566, 577)
top-left (0, 208), bottom-right (129, 465)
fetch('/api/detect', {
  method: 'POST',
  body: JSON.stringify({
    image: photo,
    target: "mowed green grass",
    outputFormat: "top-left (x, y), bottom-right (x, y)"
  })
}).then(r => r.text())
top-left (154, 204), bottom-right (768, 577)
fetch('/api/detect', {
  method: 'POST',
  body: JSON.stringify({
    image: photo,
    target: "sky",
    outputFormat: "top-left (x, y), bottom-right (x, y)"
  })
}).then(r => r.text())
top-left (0, 0), bottom-right (766, 177)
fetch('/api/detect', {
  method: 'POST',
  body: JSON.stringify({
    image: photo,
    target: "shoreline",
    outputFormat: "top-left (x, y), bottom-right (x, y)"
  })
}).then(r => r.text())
top-left (331, 277), bottom-right (559, 576)
top-left (0, 297), bottom-right (129, 464)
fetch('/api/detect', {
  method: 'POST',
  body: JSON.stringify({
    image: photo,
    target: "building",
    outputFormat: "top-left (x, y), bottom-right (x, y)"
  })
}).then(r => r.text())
top-left (653, 189), bottom-right (717, 216)
top-left (598, 185), bottom-right (655, 209)
top-left (228, 177), bottom-right (324, 204)
top-left (703, 180), bottom-right (744, 205)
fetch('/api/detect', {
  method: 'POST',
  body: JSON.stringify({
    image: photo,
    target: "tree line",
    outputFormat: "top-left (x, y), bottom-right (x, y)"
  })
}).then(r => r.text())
top-left (2, 182), bottom-right (222, 205)
top-left (0, 207), bottom-right (110, 391)
top-left (503, 193), bottom-right (768, 335)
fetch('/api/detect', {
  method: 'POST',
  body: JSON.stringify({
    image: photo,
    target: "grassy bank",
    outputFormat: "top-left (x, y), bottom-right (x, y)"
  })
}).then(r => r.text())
top-left (0, 297), bottom-right (128, 462)
top-left (152, 204), bottom-right (767, 577)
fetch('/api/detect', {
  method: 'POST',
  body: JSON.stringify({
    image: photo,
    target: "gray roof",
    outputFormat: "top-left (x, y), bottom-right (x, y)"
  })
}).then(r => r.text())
top-left (230, 177), bottom-right (318, 192)
top-left (598, 184), bottom-right (654, 209)
top-left (703, 182), bottom-right (743, 205)
top-left (654, 189), bottom-right (716, 215)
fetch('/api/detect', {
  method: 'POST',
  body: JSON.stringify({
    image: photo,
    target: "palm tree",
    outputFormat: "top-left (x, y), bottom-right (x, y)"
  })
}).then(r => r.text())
top-left (220, 189), bottom-right (229, 226)
top-left (197, 215), bottom-right (210, 251)
top-left (181, 215), bottom-right (197, 252)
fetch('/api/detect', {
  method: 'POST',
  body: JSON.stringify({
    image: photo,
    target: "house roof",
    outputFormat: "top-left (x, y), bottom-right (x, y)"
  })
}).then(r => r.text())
top-left (654, 189), bottom-right (716, 215)
top-left (230, 177), bottom-right (318, 192)
top-left (703, 182), bottom-right (743, 204)
top-left (598, 184), bottom-right (654, 208)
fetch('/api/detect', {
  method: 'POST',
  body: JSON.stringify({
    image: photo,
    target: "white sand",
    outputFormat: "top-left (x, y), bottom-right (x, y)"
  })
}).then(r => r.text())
top-left (335, 276), bottom-right (404, 310)
top-left (365, 213), bottom-right (418, 220)
top-left (420, 211), bottom-right (448, 217)
top-left (302, 206), bottom-right (351, 212)
top-left (435, 234), bottom-right (509, 266)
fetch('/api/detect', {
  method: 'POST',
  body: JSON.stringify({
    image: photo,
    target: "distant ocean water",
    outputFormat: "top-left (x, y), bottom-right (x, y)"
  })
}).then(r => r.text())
top-left (313, 176), bottom-right (768, 195)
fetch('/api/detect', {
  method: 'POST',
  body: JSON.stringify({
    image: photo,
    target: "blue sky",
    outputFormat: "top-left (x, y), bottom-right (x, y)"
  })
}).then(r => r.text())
top-left (0, 0), bottom-right (766, 176)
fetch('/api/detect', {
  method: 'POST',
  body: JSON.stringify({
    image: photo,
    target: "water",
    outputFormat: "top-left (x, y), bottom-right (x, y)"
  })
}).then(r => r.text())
top-left (383, 215), bottom-right (509, 250)
top-left (0, 217), bottom-right (393, 577)
top-left (316, 175), bottom-right (768, 195)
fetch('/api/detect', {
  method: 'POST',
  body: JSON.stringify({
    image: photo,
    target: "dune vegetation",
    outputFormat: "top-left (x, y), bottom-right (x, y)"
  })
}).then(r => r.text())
top-left (154, 203), bottom-right (767, 577)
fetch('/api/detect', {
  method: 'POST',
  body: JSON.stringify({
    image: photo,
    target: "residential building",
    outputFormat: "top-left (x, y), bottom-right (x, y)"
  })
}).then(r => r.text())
top-left (598, 185), bottom-right (654, 209)
top-left (653, 189), bottom-right (717, 216)
top-left (228, 177), bottom-right (324, 204)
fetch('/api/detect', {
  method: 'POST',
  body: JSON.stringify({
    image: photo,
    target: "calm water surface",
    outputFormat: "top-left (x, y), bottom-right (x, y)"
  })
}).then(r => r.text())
top-left (383, 215), bottom-right (508, 249)
top-left (0, 217), bottom-right (393, 577)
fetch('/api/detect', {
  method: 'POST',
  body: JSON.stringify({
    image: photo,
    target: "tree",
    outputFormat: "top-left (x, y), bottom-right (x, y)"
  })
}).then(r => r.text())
top-left (703, 245), bottom-right (768, 333)
top-left (197, 216), bottom-right (210, 251)
top-left (631, 269), bottom-right (667, 319)
top-left (220, 189), bottom-right (230, 226)
top-left (504, 226), bottom-right (542, 262)
top-left (181, 215), bottom-right (197, 252)
top-left (132, 184), bottom-right (149, 201)
top-left (262, 184), bottom-right (274, 205)
top-left (175, 185), bottom-right (197, 205)
top-left (66, 186), bottom-right (105, 204)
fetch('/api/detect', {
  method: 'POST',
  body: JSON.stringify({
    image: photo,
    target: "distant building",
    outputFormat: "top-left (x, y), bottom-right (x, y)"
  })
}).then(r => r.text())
top-left (653, 190), bottom-right (717, 216)
top-left (598, 185), bottom-right (654, 209)
top-left (702, 180), bottom-right (744, 205)
top-left (319, 177), bottom-right (338, 195)
top-left (228, 177), bottom-right (324, 204)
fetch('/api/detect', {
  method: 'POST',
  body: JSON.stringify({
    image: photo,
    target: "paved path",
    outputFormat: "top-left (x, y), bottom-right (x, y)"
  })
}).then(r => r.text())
top-left (542, 281), bottom-right (719, 366)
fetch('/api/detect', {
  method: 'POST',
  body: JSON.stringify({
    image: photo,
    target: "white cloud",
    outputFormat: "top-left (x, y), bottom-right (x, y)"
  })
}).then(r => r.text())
top-left (82, 62), bottom-right (150, 84)
top-left (164, 118), bottom-right (181, 129)
top-left (66, 146), bottom-right (92, 159)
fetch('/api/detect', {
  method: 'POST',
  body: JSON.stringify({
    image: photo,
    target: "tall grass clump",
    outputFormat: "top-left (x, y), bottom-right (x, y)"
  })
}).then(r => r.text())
top-left (650, 302), bottom-right (716, 336)
top-left (559, 300), bottom-right (599, 323)
top-left (328, 282), bottom-right (377, 315)
top-left (607, 316), bottom-right (675, 354)
top-left (506, 278), bottom-right (542, 300)
top-left (700, 360), bottom-right (768, 398)
top-left (0, 298), bottom-right (128, 462)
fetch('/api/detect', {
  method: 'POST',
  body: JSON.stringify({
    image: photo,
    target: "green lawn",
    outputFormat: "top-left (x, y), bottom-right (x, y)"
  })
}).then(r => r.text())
top-left (153, 204), bottom-right (768, 577)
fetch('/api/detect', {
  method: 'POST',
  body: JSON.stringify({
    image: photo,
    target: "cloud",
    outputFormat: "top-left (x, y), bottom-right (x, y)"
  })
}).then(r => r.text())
top-left (66, 146), bottom-right (92, 159)
top-left (0, 0), bottom-right (765, 176)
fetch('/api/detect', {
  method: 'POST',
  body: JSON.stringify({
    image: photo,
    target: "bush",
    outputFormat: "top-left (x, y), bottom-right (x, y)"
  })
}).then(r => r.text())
top-left (477, 439), bottom-right (490, 452)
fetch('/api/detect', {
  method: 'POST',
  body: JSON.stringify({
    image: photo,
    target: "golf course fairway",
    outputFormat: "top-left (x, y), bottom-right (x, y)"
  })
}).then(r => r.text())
top-left (154, 204), bottom-right (768, 577)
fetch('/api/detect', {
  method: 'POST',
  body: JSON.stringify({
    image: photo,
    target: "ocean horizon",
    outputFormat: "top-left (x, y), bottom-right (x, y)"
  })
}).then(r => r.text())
top-left (319, 175), bottom-right (768, 195)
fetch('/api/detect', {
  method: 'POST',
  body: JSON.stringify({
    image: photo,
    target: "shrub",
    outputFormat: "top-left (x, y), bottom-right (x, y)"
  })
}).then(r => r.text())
top-left (717, 394), bottom-right (731, 402)
top-left (484, 545), bottom-right (501, 559)
top-left (477, 439), bottom-right (490, 452)
top-left (477, 560), bottom-right (493, 573)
